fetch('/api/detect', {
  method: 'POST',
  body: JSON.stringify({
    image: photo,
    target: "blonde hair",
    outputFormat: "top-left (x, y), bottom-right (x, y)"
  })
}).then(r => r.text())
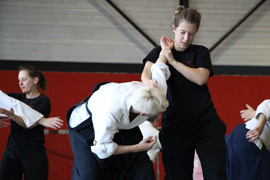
top-left (172, 6), bottom-right (201, 32)
top-left (130, 87), bottom-right (168, 115)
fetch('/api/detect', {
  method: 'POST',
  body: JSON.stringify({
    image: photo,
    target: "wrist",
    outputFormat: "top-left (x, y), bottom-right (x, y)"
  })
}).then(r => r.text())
top-left (9, 114), bottom-right (16, 119)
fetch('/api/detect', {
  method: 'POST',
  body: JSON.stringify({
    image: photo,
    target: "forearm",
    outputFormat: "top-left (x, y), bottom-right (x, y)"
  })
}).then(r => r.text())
top-left (256, 113), bottom-right (266, 131)
top-left (141, 61), bottom-right (154, 82)
top-left (113, 144), bottom-right (140, 155)
top-left (10, 114), bottom-right (27, 128)
top-left (169, 60), bottom-right (209, 86)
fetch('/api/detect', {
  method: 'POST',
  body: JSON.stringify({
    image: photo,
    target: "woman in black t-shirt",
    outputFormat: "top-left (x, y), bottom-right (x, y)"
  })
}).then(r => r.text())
top-left (0, 65), bottom-right (52, 180)
top-left (141, 6), bottom-right (227, 180)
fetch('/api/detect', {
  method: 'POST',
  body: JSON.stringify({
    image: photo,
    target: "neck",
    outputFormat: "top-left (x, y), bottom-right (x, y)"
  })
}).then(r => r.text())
top-left (129, 106), bottom-right (140, 121)
top-left (26, 89), bottom-right (40, 99)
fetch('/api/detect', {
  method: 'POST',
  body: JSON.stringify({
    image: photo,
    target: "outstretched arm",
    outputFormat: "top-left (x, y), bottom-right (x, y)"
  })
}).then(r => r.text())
top-left (0, 107), bottom-right (27, 127)
top-left (0, 107), bottom-right (63, 129)
top-left (0, 90), bottom-right (63, 129)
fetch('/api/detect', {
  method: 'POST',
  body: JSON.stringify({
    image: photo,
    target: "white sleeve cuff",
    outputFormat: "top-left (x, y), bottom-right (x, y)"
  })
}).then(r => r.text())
top-left (151, 62), bottom-right (171, 96)
top-left (91, 142), bottom-right (118, 159)
top-left (151, 62), bottom-right (171, 80)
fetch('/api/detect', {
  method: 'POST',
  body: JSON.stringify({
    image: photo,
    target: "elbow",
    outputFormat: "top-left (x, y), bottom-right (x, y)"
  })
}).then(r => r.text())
top-left (196, 78), bottom-right (208, 86)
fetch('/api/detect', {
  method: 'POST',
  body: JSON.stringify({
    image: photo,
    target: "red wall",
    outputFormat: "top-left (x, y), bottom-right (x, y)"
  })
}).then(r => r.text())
top-left (1, 70), bottom-right (270, 179)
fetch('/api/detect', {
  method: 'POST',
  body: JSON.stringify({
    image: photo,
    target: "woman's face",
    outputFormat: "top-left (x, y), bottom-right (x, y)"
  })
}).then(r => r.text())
top-left (173, 21), bottom-right (197, 51)
top-left (18, 70), bottom-right (38, 94)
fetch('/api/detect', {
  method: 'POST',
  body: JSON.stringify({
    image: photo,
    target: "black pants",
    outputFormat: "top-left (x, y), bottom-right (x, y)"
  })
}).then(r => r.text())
top-left (68, 117), bottom-right (155, 180)
top-left (160, 119), bottom-right (227, 180)
top-left (0, 151), bottom-right (48, 180)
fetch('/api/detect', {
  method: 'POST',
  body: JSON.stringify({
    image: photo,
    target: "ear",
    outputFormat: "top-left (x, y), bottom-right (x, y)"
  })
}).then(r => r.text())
top-left (172, 25), bottom-right (176, 33)
top-left (33, 77), bottom-right (39, 84)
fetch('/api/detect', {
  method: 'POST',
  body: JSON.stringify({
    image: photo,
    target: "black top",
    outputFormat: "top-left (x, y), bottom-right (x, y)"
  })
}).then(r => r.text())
top-left (6, 93), bottom-right (51, 158)
top-left (143, 45), bottom-right (219, 132)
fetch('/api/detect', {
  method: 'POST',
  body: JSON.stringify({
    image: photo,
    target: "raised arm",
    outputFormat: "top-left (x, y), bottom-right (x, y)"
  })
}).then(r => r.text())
top-left (141, 36), bottom-right (173, 88)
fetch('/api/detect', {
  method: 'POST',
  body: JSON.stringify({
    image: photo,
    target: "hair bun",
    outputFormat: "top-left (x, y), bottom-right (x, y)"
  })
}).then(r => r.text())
top-left (174, 6), bottom-right (185, 15)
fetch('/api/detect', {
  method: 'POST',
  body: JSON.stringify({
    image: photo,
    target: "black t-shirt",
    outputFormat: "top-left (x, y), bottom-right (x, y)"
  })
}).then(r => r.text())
top-left (6, 93), bottom-right (51, 158)
top-left (143, 45), bottom-right (219, 131)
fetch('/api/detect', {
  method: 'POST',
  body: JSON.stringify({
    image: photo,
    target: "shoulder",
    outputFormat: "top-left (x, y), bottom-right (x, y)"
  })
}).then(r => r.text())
top-left (35, 94), bottom-right (51, 105)
top-left (190, 44), bottom-right (210, 54)
top-left (7, 93), bottom-right (25, 100)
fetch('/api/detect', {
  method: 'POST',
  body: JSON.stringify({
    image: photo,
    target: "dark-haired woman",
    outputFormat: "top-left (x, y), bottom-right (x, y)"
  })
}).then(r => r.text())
top-left (0, 65), bottom-right (52, 180)
top-left (141, 6), bottom-right (227, 180)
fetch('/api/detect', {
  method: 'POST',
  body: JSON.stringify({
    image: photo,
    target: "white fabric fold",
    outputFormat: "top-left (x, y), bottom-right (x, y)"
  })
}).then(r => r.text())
top-left (0, 90), bottom-right (44, 127)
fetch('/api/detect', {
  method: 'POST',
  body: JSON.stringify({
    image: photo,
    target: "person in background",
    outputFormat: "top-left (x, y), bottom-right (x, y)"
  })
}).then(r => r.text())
top-left (226, 100), bottom-right (270, 180)
top-left (141, 6), bottom-right (227, 180)
top-left (0, 65), bottom-right (63, 180)
top-left (139, 114), bottom-right (161, 163)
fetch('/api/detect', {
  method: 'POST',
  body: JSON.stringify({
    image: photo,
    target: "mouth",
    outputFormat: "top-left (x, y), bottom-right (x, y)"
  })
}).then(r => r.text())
top-left (181, 42), bottom-right (188, 46)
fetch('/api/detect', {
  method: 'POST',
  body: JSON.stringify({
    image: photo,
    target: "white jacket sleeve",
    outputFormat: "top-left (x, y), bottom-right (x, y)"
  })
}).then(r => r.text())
top-left (255, 99), bottom-right (270, 121)
top-left (255, 99), bottom-right (270, 151)
top-left (151, 62), bottom-right (171, 96)
top-left (0, 90), bottom-right (44, 127)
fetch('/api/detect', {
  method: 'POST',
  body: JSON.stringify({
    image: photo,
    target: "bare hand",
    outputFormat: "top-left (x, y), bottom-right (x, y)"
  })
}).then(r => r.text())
top-left (137, 136), bottom-right (157, 152)
top-left (160, 36), bottom-right (174, 50)
top-left (0, 108), bottom-right (15, 119)
top-left (0, 119), bottom-right (10, 128)
top-left (160, 48), bottom-right (175, 65)
top-left (240, 104), bottom-right (255, 121)
top-left (246, 126), bottom-right (263, 142)
top-left (38, 117), bottom-right (64, 129)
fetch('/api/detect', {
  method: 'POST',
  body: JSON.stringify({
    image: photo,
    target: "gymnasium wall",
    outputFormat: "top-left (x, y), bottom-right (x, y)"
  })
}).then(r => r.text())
top-left (1, 0), bottom-right (270, 67)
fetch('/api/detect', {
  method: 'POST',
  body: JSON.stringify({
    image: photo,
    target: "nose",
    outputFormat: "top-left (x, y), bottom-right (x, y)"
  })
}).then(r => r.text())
top-left (19, 80), bottom-right (22, 85)
top-left (184, 33), bottom-right (189, 41)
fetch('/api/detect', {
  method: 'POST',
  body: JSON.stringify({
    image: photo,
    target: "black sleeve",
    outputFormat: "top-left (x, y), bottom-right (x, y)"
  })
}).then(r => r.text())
top-left (142, 46), bottom-right (162, 65)
top-left (7, 93), bottom-right (24, 99)
top-left (194, 46), bottom-right (214, 77)
top-left (34, 95), bottom-right (51, 118)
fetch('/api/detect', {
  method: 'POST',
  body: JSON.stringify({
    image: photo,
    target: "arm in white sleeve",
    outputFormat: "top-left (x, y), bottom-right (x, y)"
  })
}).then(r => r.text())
top-left (0, 90), bottom-right (44, 127)
top-left (255, 99), bottom-right (270, 121)
top-left (252, 100), bottom-right (270, 150)
top-left (151, 62), bottom-right (171, 96)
